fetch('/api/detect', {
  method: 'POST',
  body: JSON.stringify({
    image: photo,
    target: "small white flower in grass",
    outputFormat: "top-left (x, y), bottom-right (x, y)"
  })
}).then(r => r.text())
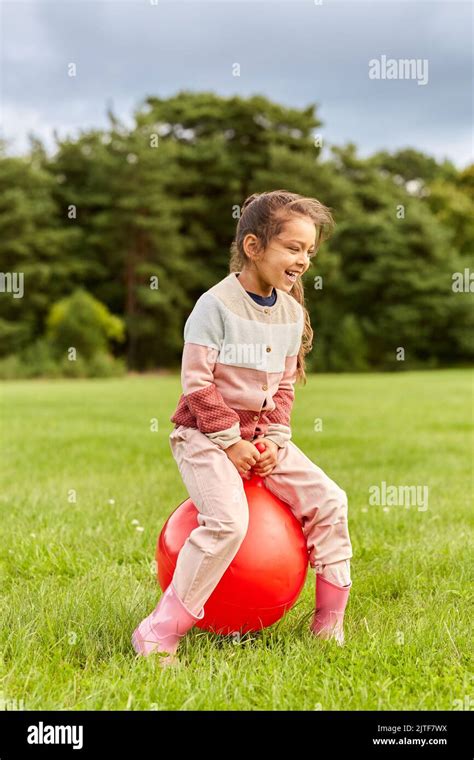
top-left (108, 499), bottom-right (115, 505)
top-left (30, 532), bottom-right (36, 538)
top-left (136, 526), bottom-right (144, 532)
top-left (383, 507), bottom-right (390, 513)
top-left (131, 519), bottom-right (140, 525)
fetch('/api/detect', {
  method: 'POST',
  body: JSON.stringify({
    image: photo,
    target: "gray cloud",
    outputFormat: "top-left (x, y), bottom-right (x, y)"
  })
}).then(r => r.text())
top-left (1, 0), bottom-right (472, 167)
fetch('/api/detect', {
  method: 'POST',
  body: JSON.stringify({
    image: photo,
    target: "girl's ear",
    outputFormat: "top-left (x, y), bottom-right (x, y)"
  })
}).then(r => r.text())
top-left (243, 233), bottom-right (260, 259)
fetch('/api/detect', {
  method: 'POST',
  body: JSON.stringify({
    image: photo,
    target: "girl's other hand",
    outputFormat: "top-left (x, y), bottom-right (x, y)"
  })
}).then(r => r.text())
top-left (225, 440), bottom-right (262, 479)
top-left (250, 438), bottom-right (279, 477)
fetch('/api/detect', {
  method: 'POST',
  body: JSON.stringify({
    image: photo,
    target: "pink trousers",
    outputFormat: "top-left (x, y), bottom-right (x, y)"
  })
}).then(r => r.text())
top-left (168, 425), bottom-right (353, 616)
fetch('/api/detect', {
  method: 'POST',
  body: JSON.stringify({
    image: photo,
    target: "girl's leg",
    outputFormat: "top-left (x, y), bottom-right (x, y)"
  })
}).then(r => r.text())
top-left (168, 425), bottom-right (249, 616)
top-left (321, 559), bottom-right (351, 586)
top-left (263, 440), bottom-right (352, 574)
top-left (132, 426), bottom-right (249, 659)
top-left (263, 440), bottom-right (353, 643)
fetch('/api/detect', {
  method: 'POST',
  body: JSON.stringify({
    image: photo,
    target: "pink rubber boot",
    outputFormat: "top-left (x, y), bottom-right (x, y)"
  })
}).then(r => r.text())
top-left (132, 582), bottom-right (205, 664)
top-left (310, 575), bottom-right (352, 646)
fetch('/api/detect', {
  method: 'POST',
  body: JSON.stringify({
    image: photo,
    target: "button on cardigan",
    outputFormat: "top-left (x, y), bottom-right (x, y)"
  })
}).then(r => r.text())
top-left (170, 271), bottom-right (304, 449)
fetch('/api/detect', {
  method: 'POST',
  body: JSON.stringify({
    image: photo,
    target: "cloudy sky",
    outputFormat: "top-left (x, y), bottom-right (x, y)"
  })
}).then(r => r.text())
top-left (1, 0), bottom-right (472, 167)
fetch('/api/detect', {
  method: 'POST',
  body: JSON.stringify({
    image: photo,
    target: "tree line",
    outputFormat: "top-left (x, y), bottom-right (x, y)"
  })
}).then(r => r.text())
top-left (0, 91), bottom-right (472, 377)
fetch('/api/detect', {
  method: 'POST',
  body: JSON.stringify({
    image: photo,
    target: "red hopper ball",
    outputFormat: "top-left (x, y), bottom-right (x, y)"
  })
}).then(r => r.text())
top-left (156, 440), bottom-right (308, 634)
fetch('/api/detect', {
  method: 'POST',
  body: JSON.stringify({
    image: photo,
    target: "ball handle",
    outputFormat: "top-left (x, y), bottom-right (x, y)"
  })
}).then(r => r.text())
top-left (241, 440), bottom-right (266, 484)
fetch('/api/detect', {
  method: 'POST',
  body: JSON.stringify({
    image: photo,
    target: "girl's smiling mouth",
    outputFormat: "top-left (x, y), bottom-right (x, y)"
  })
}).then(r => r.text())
top-left (284, 270), bottom-right (301, 283)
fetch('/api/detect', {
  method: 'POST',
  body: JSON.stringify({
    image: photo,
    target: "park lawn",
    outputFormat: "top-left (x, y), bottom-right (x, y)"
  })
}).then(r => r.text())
top-left (0, 369), bottom-right (472, 711)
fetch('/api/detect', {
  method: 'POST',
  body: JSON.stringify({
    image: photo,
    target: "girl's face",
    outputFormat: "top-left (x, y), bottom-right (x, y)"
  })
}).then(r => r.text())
top-left (241, 215), bottom-right (316, 296)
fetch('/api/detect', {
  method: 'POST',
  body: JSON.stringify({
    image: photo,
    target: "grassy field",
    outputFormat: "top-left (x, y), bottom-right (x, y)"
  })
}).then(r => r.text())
top-left (0, 369), bottom-right (472, 711)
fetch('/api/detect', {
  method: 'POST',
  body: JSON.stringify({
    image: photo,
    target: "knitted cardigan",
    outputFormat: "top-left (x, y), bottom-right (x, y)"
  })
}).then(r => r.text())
top-left (170, 271), bottom-right (304, 449)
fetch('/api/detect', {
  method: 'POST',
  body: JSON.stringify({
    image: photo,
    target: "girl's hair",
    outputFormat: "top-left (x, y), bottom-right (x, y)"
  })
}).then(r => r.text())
top-left (229, 189), bottom-right (335, 384)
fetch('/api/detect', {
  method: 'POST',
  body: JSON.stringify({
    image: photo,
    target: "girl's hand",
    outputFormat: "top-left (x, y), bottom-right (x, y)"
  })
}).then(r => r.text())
top-left (251, 438), bottom-right (279, 477)
top-left (225, 440), bottom-right (262, 479)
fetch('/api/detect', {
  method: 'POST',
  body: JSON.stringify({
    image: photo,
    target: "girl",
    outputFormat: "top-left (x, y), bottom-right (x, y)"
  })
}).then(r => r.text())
top-left (132, 190), bottom-right (353, 666)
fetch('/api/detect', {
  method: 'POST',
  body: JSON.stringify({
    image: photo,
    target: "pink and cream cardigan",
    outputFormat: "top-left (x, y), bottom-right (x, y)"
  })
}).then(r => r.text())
top-left (170, 271), bottom-right (304, 450)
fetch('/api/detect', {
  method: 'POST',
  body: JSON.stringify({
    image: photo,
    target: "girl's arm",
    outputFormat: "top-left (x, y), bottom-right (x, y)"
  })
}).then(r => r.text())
top-left (261, 304), bottom-right (304, 448)
top-left (260, 355), bottom-right (297, 448)
top-left (179, 293), bottom-right (242, 450)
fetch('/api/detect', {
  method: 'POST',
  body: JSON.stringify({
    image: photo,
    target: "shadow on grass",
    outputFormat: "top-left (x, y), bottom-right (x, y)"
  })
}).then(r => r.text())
top-left (186, 604), bottom-right (316, 653)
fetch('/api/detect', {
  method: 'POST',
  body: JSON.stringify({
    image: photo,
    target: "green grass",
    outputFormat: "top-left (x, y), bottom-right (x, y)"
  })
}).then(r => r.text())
top-left (0, 369), bottom-right (472, 710)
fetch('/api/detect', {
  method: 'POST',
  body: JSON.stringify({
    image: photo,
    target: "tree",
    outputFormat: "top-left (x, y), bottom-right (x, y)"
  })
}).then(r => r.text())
top-left (0, 150), bottom-right (79, 356)
top-left (46, 288), bottom-right (125, 360)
